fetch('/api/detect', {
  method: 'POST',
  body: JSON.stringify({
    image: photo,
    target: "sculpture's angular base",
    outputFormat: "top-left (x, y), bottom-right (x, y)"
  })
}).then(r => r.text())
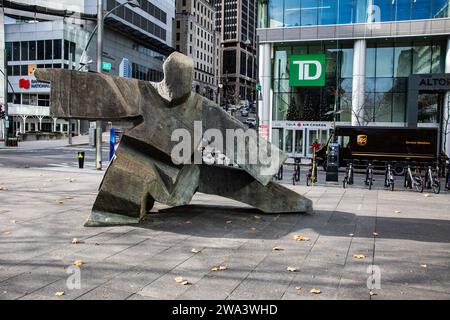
top-left (84, 210), bottom-right (141, 227)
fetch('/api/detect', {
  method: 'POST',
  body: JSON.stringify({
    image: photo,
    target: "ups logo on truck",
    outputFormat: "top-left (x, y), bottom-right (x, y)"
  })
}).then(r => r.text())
top-left (357, 135), bottom-right (368, 146)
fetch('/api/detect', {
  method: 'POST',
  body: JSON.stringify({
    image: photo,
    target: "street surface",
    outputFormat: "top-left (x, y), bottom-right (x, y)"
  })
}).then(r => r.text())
top-left (0, 139), bottom-right (449, 300)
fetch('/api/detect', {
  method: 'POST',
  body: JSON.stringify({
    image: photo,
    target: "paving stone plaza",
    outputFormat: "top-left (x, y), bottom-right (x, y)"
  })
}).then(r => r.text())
top-left (1, 167), bottom-right (449, 300)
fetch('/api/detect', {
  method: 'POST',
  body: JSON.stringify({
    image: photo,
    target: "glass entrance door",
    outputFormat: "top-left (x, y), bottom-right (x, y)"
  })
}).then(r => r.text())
top-left (293, 130), bottom-right (304, 158)
top-left (307, 129), bottom-right (330, 157)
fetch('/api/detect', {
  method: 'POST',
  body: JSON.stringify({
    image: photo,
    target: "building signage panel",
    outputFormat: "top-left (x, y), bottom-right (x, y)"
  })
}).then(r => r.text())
top-left (289, 54), bottom-right (326, 87)
top-left (272, 121), bottom-right (332, 129)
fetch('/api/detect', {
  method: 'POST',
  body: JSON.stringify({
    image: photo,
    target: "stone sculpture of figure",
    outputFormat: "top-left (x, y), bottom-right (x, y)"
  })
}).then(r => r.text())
top-left (35, 52), bottom-right (313, 226)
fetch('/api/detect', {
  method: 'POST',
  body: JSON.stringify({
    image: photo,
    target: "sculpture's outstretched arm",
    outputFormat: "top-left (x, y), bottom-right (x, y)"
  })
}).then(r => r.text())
top-left (35, 69), bottom-right (144, 121)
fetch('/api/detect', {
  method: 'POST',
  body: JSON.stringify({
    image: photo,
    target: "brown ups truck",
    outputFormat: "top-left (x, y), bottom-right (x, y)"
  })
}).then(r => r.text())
top-left (316, 126), bottom-right (439, 175)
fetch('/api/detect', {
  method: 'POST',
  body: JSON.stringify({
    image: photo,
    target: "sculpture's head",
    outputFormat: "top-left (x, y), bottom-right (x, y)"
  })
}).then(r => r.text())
top-left (157, 52), bottom-right (194, 106)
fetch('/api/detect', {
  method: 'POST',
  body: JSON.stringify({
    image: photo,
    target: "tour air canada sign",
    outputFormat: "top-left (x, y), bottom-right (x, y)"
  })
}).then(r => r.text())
top-left (289, 54), bottom-right (326, 87)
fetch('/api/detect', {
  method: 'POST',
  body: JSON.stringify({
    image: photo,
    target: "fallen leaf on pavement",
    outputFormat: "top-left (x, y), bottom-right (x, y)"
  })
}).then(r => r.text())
top-left (293, 235), bottom-right (310, 241)
top-left (369, 290), bottom-right (377, 296)
top-left (4, 231), bottom-right (11, 235)
top-left (174, 276), bottom-right (185, 283)
top-left (420, 264), bottom-right (427, 268)
top-left (55, 291), bottom-right (65, 297)
top-left (423, 194), bottom-right (430, 197)
top-left (394, 210), bottom-right (401, 213)
top-left (0, 186), bottom-right (6, 191)
top-left (184, 220), bottom-right (192, 224)
top-left (349, 233), bottom-right (354, 237)
top-left (295, 286), bottom-right (302, 291)
top-left (191, 248), bottom-right (200, 254)
top-left (71, 238), bottom-right (80, 244)
top-left (56, 200), bottom-right (64, 205)
top-left (181, 280), bottom-right (190, 286)
top-left (373, 232), bottom-right (379, 237)
top-left (287, 267), bottom-right (297, 272)
top-left (10, 220), bottom-right (16, 224)
top-left (73, 260), bottom-right (83, 267)
top-left (211, 266), bottom-right (227, 272)
top-left (353, 254), bottom-right (366, 259)
top-left (310, 288), bottom-right (321, 294)
top-left (253, 215), bottom-right (261, 219)
top-left (225, 220), bottom-right (232, 224)
top-left (64, 196), bottom-right (74, 200)
top-left (272, 246), bottom-right (283, 251)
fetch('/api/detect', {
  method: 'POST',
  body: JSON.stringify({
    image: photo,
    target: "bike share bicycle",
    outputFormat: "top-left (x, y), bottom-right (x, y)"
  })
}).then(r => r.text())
top-left (424, 162), bottom-right (440, 194)
top-left (404, 162), bottom-right (424, 193)
top-left (342, 160), bottom-right (354, 189)
top-left (292, 157), bottom-right (301, 185)
top-left (384, 162), bottom-right (395, 191)
top-left (365, 161), bottom-right (375, 190)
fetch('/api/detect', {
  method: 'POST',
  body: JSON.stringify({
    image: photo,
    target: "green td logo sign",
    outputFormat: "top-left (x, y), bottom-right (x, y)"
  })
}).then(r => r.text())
top-left (289, 54), bottom-right (326, 87)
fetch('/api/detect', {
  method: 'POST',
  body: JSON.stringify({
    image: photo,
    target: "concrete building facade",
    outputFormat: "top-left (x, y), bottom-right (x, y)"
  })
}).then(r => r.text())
top-left (0, 0), bottom-right (175, 140)
top-left (214, 0), bottom-right (257, 105)
top-left (173, 0), bottom-right (221, 103)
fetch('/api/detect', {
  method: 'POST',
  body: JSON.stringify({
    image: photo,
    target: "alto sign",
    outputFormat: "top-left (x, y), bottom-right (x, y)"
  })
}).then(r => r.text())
top-left (289, 54), bottom-right (326, 87)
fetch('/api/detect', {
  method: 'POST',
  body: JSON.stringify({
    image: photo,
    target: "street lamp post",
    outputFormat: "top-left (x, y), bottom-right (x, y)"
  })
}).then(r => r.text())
top-left (1, 51), bottom-right (16, 147)
top-left (80, 0), bottom-right (140, 170)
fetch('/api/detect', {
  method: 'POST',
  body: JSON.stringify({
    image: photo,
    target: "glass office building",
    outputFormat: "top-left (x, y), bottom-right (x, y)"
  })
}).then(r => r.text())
top-left (257, 0), bottom-right (450, 158)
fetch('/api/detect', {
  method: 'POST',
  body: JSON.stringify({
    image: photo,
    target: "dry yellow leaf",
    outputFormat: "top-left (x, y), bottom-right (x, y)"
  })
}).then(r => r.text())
top-left (64, 196), bottom-right (74, 200)
top-left (181, 280), bottom-right (190, 286)
top-left (423, 194), bottom-right (430, 197)
top-left (185, 220), bottom-right (192, 224)
top-left (287, 267), bottom-right (297, 272)
top-left (71, 238), bottom-right (80, 244)
top-left (225, 220), bottom-right (232, 224)
top-left (174, 276), bottom-right (184, 283)
top-left (420, 264), bottom-right (427, 268)
top-left (4, 231), bottom-right (11, 235)
top-left (394, 210), bottom-right (401, 213)
top-left (191, 248), bottom-right (200, 254)
top-left (353, 254), bottom-right (366, 259)
top-left (293, 235), bottom-right (310, 241)
top-left (272, 246), bottom-right (283, 251)
top-left (310, 288), bottom-right (321, 294)
top-left (55, 291), bottom-right (65, 297)
top-left (369, 290), bottom-right (377, 296)
top-left (0, 186), bottom-right (6, 191)
top-left (73, 260), bottom-right (83, 267)
top-left (10, 220), bottom-right (16, 224)
top-left (211, 266), bottom-right (227, 272)
top-left (253, 215), bottom-right (261, 219)
top-left (295, 286), bottom-right (302, 291)
top-left (373, 232), bottom-right (379, 237)
top-left (56, 200), bottom-right (64, 205)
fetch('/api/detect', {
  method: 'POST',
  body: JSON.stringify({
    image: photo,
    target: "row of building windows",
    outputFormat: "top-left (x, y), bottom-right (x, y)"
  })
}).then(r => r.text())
top-left (6, 63), bottom-right (74, 76)
top-left (131, 62), bottom-right (164, 82)
top-left (5, 40), bottom-right (76, 63)
top-left (272, 40), bottom-right (447, 124)
top-left (107, 0), bottom-right (167, 24)
top-left (7, 93), bottom-right (50, 107)
top-left (261, 0), bottom-right (450, 28)
top-left (107, 0), bottom-right (167, 41)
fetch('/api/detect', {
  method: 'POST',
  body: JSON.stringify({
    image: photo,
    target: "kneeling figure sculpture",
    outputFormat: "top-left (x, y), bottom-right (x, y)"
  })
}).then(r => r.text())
top-left (35, 52), bottom-right (313, 226)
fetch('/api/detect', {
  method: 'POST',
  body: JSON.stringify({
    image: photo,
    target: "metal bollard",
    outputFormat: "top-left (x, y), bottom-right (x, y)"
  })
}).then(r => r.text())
top-left (77, 152), bottom-right (85, 169)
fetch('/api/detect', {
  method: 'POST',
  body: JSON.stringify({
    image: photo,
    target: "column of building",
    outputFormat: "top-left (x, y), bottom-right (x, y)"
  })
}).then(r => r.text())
top-left (352, 39), bottom-right (366, 126)
top-left (444, 37), bottom-right (450, 156)
top-left (0, 11), bottom-right (5, 141)
top-left (258, 42), bottom-right (271, 141)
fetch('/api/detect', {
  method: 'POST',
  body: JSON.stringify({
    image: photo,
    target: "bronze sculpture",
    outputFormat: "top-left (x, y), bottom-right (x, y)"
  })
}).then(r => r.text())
top-left (35, 52), bottom-right (313, 226)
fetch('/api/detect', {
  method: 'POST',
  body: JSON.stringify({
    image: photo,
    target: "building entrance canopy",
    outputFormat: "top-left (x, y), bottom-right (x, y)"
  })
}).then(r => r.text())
top-left (407, 73), bottom-right (450, 127)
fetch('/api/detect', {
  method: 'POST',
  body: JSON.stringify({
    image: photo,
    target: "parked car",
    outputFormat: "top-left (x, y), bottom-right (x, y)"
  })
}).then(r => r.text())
top-left (244, 117), bottom-right (257, 128)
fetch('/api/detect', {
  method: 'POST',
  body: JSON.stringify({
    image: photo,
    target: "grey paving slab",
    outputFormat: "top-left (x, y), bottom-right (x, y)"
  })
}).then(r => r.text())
top-left (0, 167), bottom-right (449, 299)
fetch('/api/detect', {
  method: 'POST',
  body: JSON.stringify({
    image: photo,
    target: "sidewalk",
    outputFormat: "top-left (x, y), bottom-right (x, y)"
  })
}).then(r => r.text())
top-left (1, 167), bottom-right (449, 300)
